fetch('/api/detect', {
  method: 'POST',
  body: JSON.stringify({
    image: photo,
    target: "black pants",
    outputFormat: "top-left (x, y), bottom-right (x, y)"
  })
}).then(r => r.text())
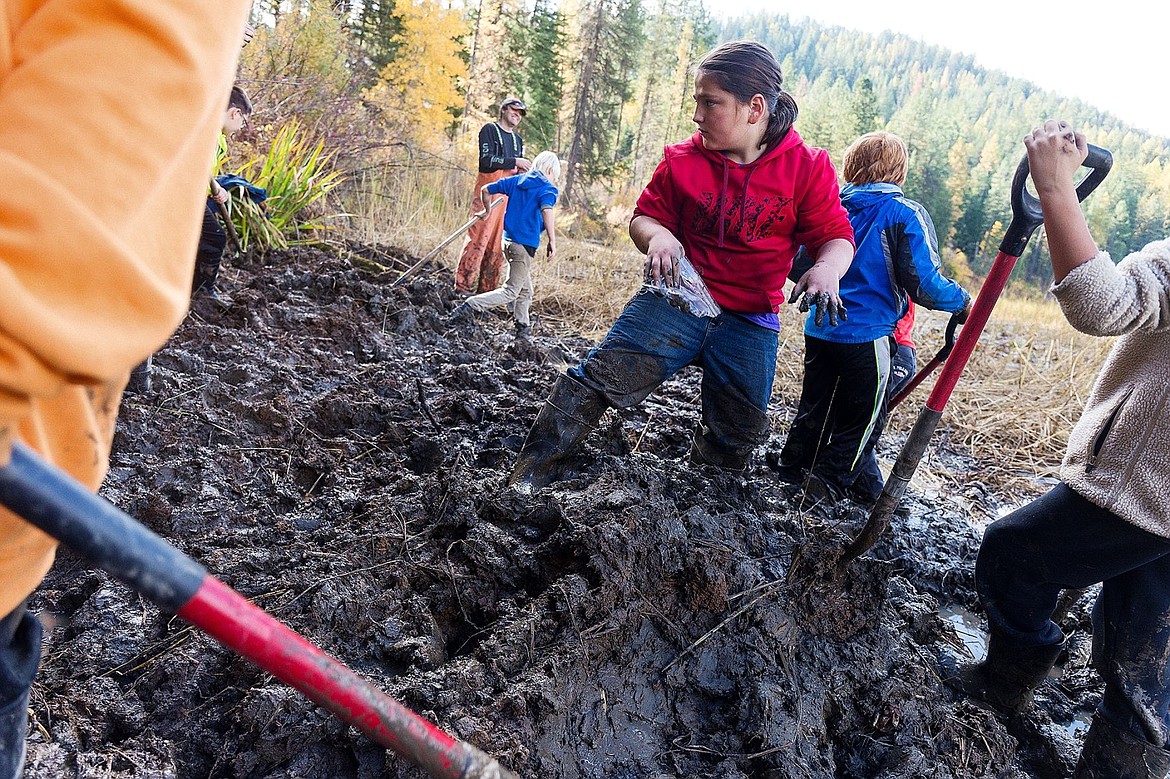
top-left (193, 201), bottom-right (227, 292)
top-left (978, 483), bottom-right (1170, 748)
top-left (779, 335), bottom-right (890, 493)
top-left (854, 342), bottom-right (916, 501)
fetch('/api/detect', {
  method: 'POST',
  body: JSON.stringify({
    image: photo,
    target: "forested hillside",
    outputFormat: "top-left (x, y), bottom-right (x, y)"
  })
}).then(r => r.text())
top-left (247, 1), bottom-right (1170, 289)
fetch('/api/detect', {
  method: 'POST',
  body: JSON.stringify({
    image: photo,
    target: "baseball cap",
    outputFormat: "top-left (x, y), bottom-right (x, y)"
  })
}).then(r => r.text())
top-left (501, 98), bottom-right (527, 114)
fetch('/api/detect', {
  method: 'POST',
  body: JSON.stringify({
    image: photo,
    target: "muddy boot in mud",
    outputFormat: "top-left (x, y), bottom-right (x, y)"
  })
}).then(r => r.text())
top-left (689, 432), bottom-right (749, 472)
top-left (192, 260), bottom-right (229, 307)
top-left (1073, 714), bottom-right (1170, 778)
top-left (943, 632), bottom-right (1063, 715)
top-left (508, 374), bottom-right (608, 492)
top-left (126, 355), bottom-right (154, 394)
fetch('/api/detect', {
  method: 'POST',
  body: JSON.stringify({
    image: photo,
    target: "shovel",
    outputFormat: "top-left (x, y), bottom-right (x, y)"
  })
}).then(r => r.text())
top-left (0, 442), bottom-right (519, 779)
top-left (391, 197), bottom-right (505, 289)
top-left (887, 314), bottom-right (960, 411)
top-left (838, 143), bottom-right (1113, 571)
top-left (210, 178), bottom-right (243, 257)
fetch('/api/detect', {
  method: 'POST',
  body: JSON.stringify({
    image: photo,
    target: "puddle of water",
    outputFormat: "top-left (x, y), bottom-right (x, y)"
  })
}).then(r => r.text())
top-left (939, 604), bottom-right (987, 661)
top-left (1064, 711), bottom-right (1092, 739)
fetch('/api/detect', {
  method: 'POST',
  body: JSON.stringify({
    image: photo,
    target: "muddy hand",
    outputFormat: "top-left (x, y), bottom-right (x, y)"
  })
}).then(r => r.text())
top-left (799, 292), bottom-right (847, 327)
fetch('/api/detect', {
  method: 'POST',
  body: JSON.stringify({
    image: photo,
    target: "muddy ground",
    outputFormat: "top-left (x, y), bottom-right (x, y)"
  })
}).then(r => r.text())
top-left (23, 244), bottom-right (1101, 778)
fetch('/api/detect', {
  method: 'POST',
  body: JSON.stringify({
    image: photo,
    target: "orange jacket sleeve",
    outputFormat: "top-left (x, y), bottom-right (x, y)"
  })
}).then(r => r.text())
top-left (0, 0), bottom-right (250, 616)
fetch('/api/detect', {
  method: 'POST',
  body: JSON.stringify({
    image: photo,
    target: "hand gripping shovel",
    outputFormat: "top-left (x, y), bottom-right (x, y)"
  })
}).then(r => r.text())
top-left (210, 178), bottom-right (243, 257)
top-left (887, 314), bottom-right (960, 411)
top-left (391, 197), bottom-right (505, 289)
top-left (838, 143), bottom-right (1113, 571)
top-left (0, 442), bottom-right (519, 779)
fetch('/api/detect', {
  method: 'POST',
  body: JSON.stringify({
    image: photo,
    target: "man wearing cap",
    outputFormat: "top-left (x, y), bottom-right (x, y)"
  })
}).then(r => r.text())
top-left (455, 97), bottom-right (531, 295)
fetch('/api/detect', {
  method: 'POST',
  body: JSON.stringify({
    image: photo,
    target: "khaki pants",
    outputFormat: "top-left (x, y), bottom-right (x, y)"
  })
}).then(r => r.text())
top-left (464, 240), bottom-right (534, 326)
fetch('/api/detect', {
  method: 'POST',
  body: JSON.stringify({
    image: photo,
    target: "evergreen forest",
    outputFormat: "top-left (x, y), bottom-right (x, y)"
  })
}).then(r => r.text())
top-left (246, 0), bottom-right (1170, 289)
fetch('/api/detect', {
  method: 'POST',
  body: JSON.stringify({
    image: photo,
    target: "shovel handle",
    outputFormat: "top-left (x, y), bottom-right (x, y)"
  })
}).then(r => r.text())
top-left (888, 314), bottom-right (960, 411)
top-left (0, 442), bottom-right (518, 779)
top-left (1000, 143), bottom-right (1112, 258)
top-left (390, 197), bottom-right (505, 289)
top-left (841, 143), bottom-right (1113, 570)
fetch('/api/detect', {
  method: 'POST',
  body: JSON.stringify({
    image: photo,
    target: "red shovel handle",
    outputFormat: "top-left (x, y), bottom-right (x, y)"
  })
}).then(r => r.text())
top-left (0, 442), bottom-right (518, 779)
top-left (840, 143), bottom-right (1113, 569)
top-left (888, 314), bottom-right (960, 411)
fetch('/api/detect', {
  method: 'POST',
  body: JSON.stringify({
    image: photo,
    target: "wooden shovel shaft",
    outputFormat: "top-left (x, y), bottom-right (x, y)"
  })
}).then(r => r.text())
top-left (210, 179), bottom-right (243, 255)
top-left (390, 197), bottom-right (504, 289)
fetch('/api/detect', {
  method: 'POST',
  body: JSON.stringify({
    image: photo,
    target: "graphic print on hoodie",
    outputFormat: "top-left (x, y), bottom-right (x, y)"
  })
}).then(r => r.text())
top-left (634, 129), bottom-right (854, 314)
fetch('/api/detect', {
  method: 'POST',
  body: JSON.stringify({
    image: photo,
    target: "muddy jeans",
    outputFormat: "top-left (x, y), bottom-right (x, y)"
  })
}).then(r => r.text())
top-left (569, 290), bottom-right (778, 469)
top-left (779, 336), bottom-right (890, 495)
top-left (977, 482), bottom-right (1170, 749)
top-left (464, 240), bottom-right (534, 326)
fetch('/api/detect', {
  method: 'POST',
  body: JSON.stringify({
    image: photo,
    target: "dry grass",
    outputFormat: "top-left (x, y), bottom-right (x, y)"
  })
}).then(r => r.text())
top-left (883, 298), bottom-right (1111, 504)
top-left (348, 173), bottom-right (1112, 507)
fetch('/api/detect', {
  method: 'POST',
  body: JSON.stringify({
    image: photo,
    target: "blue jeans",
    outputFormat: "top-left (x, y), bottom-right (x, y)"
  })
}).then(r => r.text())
top-left (977, 483), bottom-right (1170, 748)
top-left (0, 603), bottom-right (39, 774)
top-left (569, 290), bottom-right (778, 469)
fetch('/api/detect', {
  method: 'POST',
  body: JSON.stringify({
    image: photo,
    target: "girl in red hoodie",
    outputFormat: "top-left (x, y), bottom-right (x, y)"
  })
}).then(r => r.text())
top-left (510, 40), bottom-right (855, 491)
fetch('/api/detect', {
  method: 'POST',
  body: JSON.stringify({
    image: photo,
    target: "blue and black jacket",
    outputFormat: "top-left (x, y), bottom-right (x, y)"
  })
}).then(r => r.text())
top-left (486, 170), bottom-right (558, 252)
top-left (794, 183), bottom-right (969, 343)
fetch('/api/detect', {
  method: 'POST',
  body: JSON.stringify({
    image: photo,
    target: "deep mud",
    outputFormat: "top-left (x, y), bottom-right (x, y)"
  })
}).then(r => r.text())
top-left (23, 245), bottom-right (1101, 778)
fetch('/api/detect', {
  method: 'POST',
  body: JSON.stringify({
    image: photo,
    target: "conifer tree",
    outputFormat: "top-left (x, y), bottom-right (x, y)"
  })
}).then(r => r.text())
top-left (562, 0), bottom-right (645, 209)
top-left (523, 0), bottom-right (566, 152)
top-left (365, 0), bottom-right (468, 150)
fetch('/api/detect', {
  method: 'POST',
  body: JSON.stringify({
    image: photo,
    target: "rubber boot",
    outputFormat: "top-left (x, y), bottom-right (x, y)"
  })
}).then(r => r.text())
top-left (126, 355), bottom-right (154, 394)
top-left (1074, 714), bottom-right (1170, 778)
top-left (689, 429), bottom-right (749, 471)
top-left (944, 631), bottom-right (1064, 715)
top-left (508, 374), bottom-right (608, 492)
top-left (192, 260), bottom-right (228, 306)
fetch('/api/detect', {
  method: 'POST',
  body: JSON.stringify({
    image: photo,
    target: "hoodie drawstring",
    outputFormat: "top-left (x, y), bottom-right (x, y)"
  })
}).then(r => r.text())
top-left (718, 159), bottom-right (729, 248)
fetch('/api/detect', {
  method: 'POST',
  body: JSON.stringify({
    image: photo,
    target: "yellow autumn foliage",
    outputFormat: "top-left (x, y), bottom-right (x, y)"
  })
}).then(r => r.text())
top-left (365, 0), bottom-right (469, 151)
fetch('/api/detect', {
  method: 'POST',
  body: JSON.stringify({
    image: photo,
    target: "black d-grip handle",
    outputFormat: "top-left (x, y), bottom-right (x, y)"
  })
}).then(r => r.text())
top-left (1000, 143), bottom-right (1113, 258)
top-left (937, 313), bottom-right (960, 361)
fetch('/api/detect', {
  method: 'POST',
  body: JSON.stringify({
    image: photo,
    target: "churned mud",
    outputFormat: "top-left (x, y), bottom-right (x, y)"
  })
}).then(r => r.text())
top-left (24, 245), bottom-right (1099, 778)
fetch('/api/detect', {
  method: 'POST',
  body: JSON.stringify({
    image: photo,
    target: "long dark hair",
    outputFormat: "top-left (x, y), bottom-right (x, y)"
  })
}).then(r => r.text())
top-left (697, 40), bottom-right (797, 149)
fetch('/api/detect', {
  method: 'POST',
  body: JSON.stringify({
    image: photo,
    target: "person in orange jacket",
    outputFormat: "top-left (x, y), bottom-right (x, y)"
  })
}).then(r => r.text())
top-left (0, 3), bottom-right (251, 775)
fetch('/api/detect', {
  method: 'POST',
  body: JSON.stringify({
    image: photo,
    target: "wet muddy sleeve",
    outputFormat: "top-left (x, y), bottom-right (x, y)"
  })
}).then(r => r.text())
top-left (0, 0), bottom-right (250, 444)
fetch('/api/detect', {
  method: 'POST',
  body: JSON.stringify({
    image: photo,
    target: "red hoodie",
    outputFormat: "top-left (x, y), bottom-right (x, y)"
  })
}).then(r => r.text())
top-left (633, 130), bottom-right (854, 313)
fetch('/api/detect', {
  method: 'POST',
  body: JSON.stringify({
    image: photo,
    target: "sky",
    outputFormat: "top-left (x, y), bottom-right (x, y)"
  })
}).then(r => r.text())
top-left (716, 1), bottom-right (1169, 138)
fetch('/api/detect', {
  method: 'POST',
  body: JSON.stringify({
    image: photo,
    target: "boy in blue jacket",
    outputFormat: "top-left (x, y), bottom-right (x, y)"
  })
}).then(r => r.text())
top-left (450, 151), bottom-right (560, 337)
top-left (774, 131), bottom-right (971, 508)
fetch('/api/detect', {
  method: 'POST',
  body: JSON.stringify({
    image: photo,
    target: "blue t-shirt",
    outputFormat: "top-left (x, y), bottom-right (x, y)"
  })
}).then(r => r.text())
top-left (486, 171), bottom-right (559, 249)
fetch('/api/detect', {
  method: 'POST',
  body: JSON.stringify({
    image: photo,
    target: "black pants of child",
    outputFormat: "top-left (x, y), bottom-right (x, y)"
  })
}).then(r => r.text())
top-left (193, 201), bottom-right (226, 294)
top-left (977, 482), bottom-right (1170, 750)
top-left (778, 335), bottom-right (890, 495)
